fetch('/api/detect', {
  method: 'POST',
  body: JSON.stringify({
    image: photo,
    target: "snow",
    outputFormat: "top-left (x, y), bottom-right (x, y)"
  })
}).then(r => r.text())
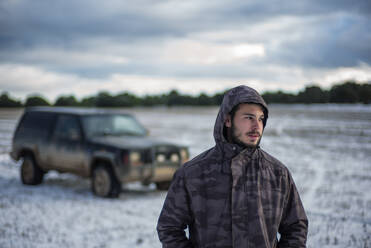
top-left (1, 105), bottom-right (371, 247)
top-left (0, 154), bottom-right (164, 248)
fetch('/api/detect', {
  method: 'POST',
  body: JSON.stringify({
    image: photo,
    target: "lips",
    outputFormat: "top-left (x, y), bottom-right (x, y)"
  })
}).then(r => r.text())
top-left (247, 132), bottom-right (260, 138)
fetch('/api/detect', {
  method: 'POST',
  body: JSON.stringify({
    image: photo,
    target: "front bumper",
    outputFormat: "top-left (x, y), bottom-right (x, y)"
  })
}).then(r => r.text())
top-left (119, 162), bottom-right (179, 184)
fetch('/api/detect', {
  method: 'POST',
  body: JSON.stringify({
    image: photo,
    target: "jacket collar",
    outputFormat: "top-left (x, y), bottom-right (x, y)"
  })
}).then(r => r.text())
top-left (219, 142), bottom-right (259, 174)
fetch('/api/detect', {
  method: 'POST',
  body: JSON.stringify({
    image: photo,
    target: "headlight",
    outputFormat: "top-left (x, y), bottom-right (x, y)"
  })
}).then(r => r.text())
top-left (170, 153), bottom-right (179, 163)
top-left (156, 154), bottom-right (166, 163)
top-left (130, 152), bottom-right (142, 166)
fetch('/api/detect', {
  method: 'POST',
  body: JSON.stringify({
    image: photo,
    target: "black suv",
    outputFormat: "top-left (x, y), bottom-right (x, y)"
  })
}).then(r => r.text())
top-left (10, 107), bottom-right (189, 197)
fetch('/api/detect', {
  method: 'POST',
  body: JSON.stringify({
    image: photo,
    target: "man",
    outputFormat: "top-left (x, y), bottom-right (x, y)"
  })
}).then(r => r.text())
top-left (157, 85), bottom-right (308, 248)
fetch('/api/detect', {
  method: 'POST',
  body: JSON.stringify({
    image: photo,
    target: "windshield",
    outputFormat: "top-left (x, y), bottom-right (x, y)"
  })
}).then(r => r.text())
top-left (82, 114), bottom-right (147, 138)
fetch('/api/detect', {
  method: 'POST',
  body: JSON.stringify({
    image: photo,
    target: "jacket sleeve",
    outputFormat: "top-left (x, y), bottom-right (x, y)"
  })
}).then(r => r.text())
top-left (157, 168), bottom-right (194, 248)
top-left (278, 171), bottom-right (308, 248)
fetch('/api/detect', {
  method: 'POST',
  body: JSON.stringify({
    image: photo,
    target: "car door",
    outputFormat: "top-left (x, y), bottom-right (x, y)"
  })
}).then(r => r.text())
top-left (48, 114), bottom-right (85, 174)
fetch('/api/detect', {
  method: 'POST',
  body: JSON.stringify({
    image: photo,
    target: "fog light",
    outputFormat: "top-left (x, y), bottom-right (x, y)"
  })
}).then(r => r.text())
top-left (156, 154), bottom-right (166, 162)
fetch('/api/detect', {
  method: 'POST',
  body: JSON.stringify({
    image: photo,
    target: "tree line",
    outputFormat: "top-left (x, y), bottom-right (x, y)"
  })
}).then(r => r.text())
top-left (1, 81), bottom-right (370, 108)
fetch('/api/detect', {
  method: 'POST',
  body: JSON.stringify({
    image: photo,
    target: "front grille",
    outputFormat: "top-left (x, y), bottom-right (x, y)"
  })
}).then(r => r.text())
top-left (141, 149), bottom-right (153, 163)
top-left (154, 146), bottom-right (179, 163)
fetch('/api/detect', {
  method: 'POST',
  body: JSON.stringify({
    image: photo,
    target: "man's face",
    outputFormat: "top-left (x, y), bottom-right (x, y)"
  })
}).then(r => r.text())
top-left (225, 103), bottom-right (265, 148)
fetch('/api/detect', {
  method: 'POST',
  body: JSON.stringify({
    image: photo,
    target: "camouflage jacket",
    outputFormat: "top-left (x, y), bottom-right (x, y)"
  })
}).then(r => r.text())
top-left (157, 86), bottom-right (308, 248)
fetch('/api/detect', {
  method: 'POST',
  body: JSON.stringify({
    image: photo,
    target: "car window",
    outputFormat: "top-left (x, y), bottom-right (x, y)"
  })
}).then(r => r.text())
top-left (54, 115), bottom-right (82, 141)
top-left (16, 112), bottom-right (55, 140)
top-left (82, 114), bottom-right (147, 138)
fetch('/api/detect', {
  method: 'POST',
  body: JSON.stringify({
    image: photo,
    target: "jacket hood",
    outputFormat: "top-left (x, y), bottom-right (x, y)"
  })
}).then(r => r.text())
top-left (213, 85), bottom-right (269, 145)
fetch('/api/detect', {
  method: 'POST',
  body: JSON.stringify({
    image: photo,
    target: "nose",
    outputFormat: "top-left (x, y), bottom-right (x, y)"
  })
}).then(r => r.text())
top-left (251, 118), bottom-right (259, 129)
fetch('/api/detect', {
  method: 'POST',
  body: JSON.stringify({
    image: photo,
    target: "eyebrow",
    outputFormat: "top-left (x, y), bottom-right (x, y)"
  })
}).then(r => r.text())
top-left (242, 113), bottom-right (265, 118)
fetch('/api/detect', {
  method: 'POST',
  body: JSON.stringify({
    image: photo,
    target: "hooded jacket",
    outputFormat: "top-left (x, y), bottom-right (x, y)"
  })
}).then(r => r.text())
top-left (157, 85), bottom-right (308, 248)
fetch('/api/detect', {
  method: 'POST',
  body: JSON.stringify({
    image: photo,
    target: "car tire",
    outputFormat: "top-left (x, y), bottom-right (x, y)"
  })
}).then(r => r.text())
top-left (156, 181), bottom-right (171, 191)
top-left (92, 165), bottom-right (121, 198)
top-left (20, 154), bottom-right (44, 185)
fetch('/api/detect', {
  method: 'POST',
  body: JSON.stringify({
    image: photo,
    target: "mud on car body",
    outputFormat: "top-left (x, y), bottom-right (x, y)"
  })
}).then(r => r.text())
top-left (10, 107), bottom-right (189, 198)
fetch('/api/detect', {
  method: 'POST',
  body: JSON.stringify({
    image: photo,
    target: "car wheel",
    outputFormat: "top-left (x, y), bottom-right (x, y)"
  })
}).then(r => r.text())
top-left (92, 165), bottom-right (121, 198)
top-left (20, 155), bottom-right (44, 185)
top-left (156, 181), bottom-right (171, 191)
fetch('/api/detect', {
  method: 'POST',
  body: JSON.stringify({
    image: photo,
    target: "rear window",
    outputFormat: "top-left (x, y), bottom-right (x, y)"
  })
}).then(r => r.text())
top-left (16, 111), bottom-right (56, 140)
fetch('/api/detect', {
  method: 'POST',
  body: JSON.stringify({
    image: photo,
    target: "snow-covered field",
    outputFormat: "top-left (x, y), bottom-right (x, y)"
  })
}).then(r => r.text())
top-left (0, 105), bottom-right (370, 248)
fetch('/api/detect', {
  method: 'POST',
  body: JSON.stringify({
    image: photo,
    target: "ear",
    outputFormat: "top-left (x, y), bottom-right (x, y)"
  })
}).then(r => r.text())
top-left (225, 114), bottom-right (232, 128)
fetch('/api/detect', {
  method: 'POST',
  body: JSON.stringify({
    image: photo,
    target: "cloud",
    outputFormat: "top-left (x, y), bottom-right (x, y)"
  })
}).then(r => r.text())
top-left (269, 13), bottom-right (371, 67)
top-left (0, 0), bottom-right (370, 98)
top-left (161, 39), bottom-right (265, 65)
top-left (319, 63), bottom-right (371, 86)
top-left (0, 64), bottom-right (240, 100)
top-left (2, 63), bottom-right (371, 103)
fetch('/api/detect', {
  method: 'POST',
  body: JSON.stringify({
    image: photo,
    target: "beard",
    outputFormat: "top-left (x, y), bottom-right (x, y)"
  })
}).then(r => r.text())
top-left (231, 122), bottom-right (262, 149)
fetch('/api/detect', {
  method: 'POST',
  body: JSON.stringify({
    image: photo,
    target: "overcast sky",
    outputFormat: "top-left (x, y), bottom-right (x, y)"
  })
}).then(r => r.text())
top-left (1, 0), bottom-right (370, 101)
